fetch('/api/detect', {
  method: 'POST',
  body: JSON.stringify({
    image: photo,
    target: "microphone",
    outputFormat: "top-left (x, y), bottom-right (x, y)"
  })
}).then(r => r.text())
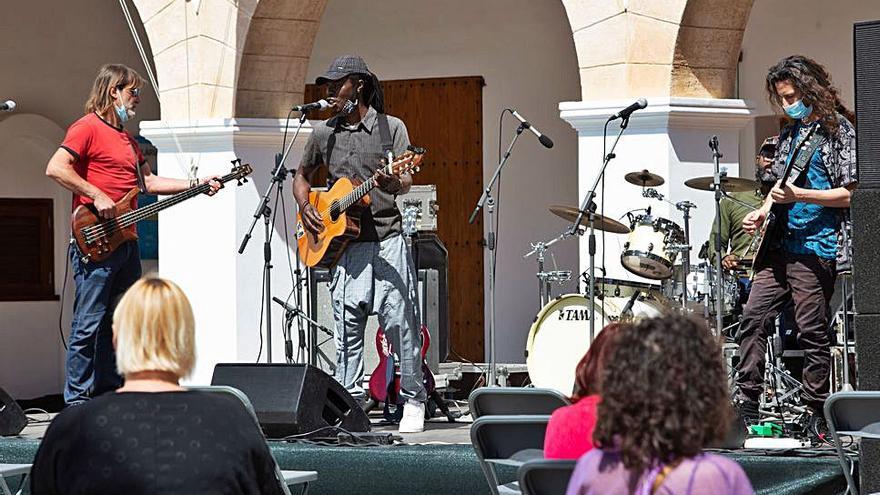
top-left (511, 110), bottom-right (554, 148)
top-left (292, 99), bottom-right (330, 112)
top-left (0, 100), bottom-right (16, 112)
top-left (272, 296), bottom-right (299, 314)
top-left (620, 290), bottom-right (641, 321)
top-left (609, 98), bottom-right (647, 121)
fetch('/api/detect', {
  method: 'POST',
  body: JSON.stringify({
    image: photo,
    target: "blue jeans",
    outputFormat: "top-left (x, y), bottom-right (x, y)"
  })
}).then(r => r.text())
top-left (65, 240), bottom-right (142, 404)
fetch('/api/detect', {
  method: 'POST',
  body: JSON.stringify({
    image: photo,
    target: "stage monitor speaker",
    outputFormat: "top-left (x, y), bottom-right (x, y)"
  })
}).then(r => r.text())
top-left (211, 363), bottom-right (370, 439)
top-left (0, 387), bottom-right (26, 437)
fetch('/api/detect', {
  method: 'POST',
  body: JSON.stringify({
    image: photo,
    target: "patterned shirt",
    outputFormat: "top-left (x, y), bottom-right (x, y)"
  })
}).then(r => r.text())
top-left (771, 115), bottom-right (858, 268)
top-left (300, 106), bottom-right (411, 241)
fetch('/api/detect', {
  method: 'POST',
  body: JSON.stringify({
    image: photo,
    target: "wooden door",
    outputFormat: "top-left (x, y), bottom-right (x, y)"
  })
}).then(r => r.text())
top-left (304, 76), bottom-right (485, 362)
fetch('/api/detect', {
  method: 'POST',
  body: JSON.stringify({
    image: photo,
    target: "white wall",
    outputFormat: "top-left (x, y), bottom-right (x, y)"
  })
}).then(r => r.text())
top-left (306, 0), bottom-right (581, 363)
top-left (738, 0), bottom-right (880, 173)
top-left (0, 1), bottom-right (158, 399)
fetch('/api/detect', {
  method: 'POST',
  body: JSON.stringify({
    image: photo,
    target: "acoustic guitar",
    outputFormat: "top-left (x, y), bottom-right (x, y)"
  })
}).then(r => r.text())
top-left (296, 147), bottom-right (425, 268)
top-left (71, 160), bottom-right (252, 263)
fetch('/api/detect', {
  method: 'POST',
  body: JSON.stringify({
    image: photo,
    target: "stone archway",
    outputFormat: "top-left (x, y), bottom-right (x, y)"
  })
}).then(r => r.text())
top-left (235, 0), bottom-right (328, 118)
top-left (559, 0), bottom-right (754, 100)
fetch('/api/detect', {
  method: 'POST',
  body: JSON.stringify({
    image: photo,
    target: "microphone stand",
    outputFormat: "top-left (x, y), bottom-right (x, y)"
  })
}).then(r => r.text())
top-left (239, 112), bottom-right (309, 363)
top-left (468, 121), bottom-right (527, 387)
top-left (567, 115), bottom-right (631, 342)
top-left (708, 136), bottom-right (725, 336)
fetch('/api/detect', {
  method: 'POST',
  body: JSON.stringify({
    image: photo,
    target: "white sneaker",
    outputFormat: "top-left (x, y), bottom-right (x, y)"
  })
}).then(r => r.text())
top-left (398, 399), bottom-right (425, 433)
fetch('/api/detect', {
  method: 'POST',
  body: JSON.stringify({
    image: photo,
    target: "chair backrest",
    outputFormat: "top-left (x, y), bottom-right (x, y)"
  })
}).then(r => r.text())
top-left (187, 385), bottom-right (292, 495)
top-left (470, 415), bottom-right (551, 495)
top-left (469, 387), bottom-right (570, 419)
top-left (824, 391), bottom-right (880, 435)
top-left (518, 459), bottom-right (577, 495)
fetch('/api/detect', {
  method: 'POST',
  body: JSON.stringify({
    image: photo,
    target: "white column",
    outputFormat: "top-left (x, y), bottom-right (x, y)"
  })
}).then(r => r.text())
top-left (559, 97), bottom-right (753, 286)
top-left (140, 118), bottom-right (312, 385)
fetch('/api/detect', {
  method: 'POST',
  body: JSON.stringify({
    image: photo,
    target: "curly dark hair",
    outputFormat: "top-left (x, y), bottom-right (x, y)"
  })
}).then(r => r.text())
top-left (593, 314), bottom-right (731, 474)
top-left (766, 55), bottom-right (855, 135)
top-left (571, 321), bottom-right (627, 401)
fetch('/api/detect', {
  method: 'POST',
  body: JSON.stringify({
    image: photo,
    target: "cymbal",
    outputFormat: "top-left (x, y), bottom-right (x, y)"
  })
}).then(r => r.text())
top-left (548, 205), bottom-right (630, 234)
top-left (685, 176), bottom-right (759, 192)
top-left (625, 169), bottom-right (665, 187)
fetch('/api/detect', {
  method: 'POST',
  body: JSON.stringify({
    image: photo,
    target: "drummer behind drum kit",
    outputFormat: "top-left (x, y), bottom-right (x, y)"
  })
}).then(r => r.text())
top-left (525, 169), bottom-right (760, 394)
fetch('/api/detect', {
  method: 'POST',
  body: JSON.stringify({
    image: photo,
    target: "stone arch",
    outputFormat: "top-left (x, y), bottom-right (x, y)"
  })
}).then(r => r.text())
top-left (559, 0), bottom-right (754, 100)
top-left (671, 0), bottom-right (755, 98)
top-left (235, 0), bottom-right (328, 118)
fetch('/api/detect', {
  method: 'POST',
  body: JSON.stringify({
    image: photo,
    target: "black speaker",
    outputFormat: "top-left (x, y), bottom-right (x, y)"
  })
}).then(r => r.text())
top-left (851, 189), bottom-right (880, 314)
top-left (855, 20), bottom-right (880, 189)
top-left (0, 387), bottom-right (26, 437)
top-left (211, 364), bottom-right (370, 438)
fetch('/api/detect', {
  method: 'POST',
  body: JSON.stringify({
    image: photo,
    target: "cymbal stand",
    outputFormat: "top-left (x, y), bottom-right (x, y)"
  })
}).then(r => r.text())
top-left (643, 188), bottom-right (695, 310)
top-left (568, 115), bottom-right (631, 341)
top-left (708, 136), bottom-right (725, 336)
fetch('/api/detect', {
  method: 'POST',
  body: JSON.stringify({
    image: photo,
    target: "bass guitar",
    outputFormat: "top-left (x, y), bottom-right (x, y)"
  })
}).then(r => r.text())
top-left (747, 123), bottom-right (819, 276)
top-left (296, 147), bottom-right (425, 268)
top-left (71, 160), bottom-right (252, 263)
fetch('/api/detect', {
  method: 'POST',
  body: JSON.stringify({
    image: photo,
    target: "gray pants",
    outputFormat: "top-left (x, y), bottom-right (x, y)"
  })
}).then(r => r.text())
top-left (330, 234), bottom-right (426, 402)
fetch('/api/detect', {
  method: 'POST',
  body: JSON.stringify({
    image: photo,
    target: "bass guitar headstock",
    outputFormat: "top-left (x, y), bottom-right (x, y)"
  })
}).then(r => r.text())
top-left (230, 158), bottom-right (253, 186)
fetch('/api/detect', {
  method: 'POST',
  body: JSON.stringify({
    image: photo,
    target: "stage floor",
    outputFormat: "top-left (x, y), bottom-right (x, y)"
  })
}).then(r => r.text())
top-left (1, 411), bottom-right (850, 495)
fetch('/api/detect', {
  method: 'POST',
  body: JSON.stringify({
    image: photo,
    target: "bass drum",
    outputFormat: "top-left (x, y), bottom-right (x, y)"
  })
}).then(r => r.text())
top-left (525, 294), bottom-right (664, 395)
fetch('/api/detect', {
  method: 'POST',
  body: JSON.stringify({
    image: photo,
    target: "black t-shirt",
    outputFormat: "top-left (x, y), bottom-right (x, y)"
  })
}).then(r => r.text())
top-left (30, 391), bottom-right (283, 495)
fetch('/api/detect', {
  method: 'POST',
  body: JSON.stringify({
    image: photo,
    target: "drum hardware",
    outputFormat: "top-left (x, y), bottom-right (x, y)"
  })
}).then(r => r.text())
top-left (524, 230), bottom-right (578, 308)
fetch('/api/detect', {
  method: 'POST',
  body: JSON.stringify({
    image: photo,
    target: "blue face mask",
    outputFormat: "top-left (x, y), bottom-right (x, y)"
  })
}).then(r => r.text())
top-left (115, 103), bottom-right (130, 123)
top-left (784, 99), bottom-right (812, 120)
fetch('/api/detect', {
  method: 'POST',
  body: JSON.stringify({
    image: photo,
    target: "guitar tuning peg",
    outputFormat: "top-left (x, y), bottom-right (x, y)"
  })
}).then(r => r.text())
top-left (414, 167), bottom-right (420, 173)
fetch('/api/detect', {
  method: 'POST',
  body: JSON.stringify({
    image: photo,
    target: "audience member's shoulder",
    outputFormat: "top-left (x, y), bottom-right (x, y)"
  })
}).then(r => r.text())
top-left (691, 453), bottom-right (753, 491)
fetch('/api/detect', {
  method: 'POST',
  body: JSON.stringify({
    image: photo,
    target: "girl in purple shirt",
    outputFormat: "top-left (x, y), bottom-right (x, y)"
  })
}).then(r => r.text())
top-left (565, 314), bottom-right (754, 495)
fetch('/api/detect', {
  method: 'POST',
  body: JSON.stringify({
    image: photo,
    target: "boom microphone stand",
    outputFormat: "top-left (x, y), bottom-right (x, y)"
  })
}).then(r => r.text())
top-left (468, 121), bottom-right (527, 387)
top-left (567, 115), bottom-right (631, 341)
top-left (239, 112), bottom-right (310, 363)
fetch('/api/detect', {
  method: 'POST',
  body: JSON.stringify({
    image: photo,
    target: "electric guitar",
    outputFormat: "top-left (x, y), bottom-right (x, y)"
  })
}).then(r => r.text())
top-left (747, 123), bottom-right (819, 275)
top-left (71, 160), bottom-right (252, 263)
top-left (296, 147), bottom-right (426, 268)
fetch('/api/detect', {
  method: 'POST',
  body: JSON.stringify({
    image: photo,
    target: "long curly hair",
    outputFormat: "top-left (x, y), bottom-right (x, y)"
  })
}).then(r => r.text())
top-left (571, 322), bottom-right (626, 401)
top-left (592, 314), bottom-right (731, 474)
top-left (765, 55), bottom-right (855, 135)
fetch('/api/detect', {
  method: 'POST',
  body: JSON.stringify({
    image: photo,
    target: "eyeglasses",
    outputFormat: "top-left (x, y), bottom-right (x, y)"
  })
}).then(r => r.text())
top-left (117, 86), bottom-right (141, 98)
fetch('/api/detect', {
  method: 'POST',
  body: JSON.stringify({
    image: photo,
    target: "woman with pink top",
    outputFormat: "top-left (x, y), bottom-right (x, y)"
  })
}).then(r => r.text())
top-left (543, 322), bottom-right (626, 460)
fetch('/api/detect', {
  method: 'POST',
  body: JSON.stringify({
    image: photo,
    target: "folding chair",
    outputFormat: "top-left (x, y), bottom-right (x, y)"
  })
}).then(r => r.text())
top-left (518, 458), bottom-right (577, 495)
top-left (189, 385), bottom-right (318, 495)
top-left (0, 464), bottom-right (30, 495)
top-left (468, 387), bottom-right (570, 419)
top-left (824, 391), bottom-right (880, 495)
top-left (470, 415), bottom-right (551, 495)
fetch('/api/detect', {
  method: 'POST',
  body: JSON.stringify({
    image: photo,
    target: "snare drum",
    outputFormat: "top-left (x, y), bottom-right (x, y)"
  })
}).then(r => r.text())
top-left (593, 277), bottom-right (662, 300)
top-left (621, 215), bottom-right (684, 280)
top-left (525, 294), bottom-right (665, 395)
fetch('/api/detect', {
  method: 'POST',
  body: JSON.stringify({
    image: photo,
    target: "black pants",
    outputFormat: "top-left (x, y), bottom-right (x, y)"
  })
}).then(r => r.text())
top-left (735, 252), bottom-right (837, 408)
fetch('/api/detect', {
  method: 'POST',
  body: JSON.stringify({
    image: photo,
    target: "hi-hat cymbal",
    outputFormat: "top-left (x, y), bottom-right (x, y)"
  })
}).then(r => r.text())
top-left (684, 176), bottom-right (759, 192)
top-left (549, 205), bottom-right (630, 234)
top-left (625, 169), bottom-right (665, 187)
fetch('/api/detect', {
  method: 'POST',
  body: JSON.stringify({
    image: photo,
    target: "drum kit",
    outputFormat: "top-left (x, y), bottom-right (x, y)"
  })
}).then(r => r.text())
top-left (525, 169), bottom-right (760, 394)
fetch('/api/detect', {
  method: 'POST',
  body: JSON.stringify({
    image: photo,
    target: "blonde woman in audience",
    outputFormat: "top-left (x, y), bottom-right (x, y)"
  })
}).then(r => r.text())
top-left (31, 276), bottom-right (283, 495)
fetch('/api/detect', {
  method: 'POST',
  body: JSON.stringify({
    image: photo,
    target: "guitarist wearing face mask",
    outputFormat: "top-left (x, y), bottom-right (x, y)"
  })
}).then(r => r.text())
top-left (45, 64), bottom-right (221, 406)
top-left (735, 56), bottom-right (857, 435)
top-left (293, 55), bottom-right (427, 433)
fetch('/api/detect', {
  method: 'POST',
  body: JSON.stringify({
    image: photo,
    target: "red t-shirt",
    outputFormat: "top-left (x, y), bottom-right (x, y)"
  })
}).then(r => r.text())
top-left (543, 395), bottom-right (601, 460)
top-left (60, 112), bottom-right (145, 211)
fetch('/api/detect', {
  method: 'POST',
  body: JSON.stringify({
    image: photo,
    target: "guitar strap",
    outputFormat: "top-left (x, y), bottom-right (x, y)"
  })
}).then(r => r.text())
top-left (377, 112), bottom-right (395, 163)
top-left (129, 140), bottom-right (148, 194)
top-left (787, 123), bottom-right (826, 185)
